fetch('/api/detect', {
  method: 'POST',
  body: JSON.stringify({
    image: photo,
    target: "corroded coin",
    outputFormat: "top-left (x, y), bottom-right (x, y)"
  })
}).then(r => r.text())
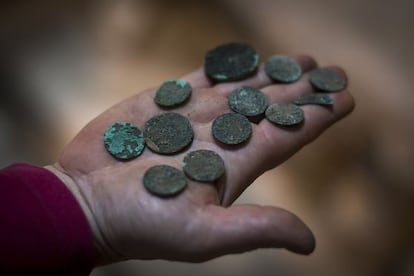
top-left (309, 68), bottom-right (346, 92)
top-left (212, 113), bottom-right (252, 145)
top-left (293, 93), bottom-right (334, 106)
top-left (204, 42), bottom-right (259, 82)
top-left (143, 165), bottom-right (187, 197)
top-left (144, 112), bottom-right (193, 154)
top-left (154, 79), bottom-right (192, 107)
top-left (182, 149), bottom-right (225, 182)
top-left (265, 55), bottom-right (302, 83)
top-left (103, 122), bottom-right (145, 160)
top-left (228, 86), bottom-right (269, 117)
top-left (265, 103), bottom-right (304, 126)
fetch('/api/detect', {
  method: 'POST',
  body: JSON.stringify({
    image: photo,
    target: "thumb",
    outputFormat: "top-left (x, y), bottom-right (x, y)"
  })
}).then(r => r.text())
top-left (194, 204), bottom-right (315, 261)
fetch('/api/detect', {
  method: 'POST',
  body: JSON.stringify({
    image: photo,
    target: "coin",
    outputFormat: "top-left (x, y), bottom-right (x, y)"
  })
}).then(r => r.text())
top-left (265, 55), bottom-right (302, 83)
top-left (154, 79), bottom-right (192, 107)
top-left (103, 122), bottom-right (145, 160)
top-left (228, 86), bottom-right (269, 117)
top-left (293, 93), bottom-right (333, 106)
top-left (182, 150), bottom-right (225, 182)
top-left (143, 165), bottom-right (187, 197)
top-left (144, 112), bottom-right (193, 154)
top-left (204, 42), bottom-right (259, 82)
top-left (265, 103), bottom-right (304, 126)
top-left (212, 113), bottom-right (252, 145)
top-left (309, 68), bottom-right (346, 92)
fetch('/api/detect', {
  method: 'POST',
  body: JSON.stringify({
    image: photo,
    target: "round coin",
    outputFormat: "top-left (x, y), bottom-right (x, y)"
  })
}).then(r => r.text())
top-left (204, 42), bottom-right (259, 82)
top-left (309, 68), bottom-right (346, 92)
top-left (228, 86), bottom-right (269, 117)
top-left (265, 103), bottom-right (304, 126)
top-left (265, 55), bottom-right (302, 83)
top-left (182, 150), bottom-right (225, 182)
top-left (143, 165), bottom-right (187, 197)
top-left (103, 122), bottom-right (145, 160)
top-left (144, 112), bottom-right (193, 154)
top-left (212, 113), bottom-right (252, 145)
top-left (293, 93), bottom-right (334, 106)
top-left (154, 79), bottom-right (192, 107)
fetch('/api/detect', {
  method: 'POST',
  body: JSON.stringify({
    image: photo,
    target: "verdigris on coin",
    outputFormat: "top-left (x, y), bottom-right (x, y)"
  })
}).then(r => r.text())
top-left (228, 86), bottom-right (268, 117)
top-left (204, 42), bottom-right (259, 82)
top-left (154, 79), bottom-right (192, 107)
top-left (182, 149), bottom-right (225, 182)
top-left (309, 68), bottom-right (346, 92)
top-left (265, 103), bottom-right (304, 126)
top-left (144, 112), bottom-right (193, 154)
top-left (265, 55), bottom-right (302, 83)
top-left (143, 165), bottom-right (187, 197)
top-left (212, 113), bottom-right (252, 145)
top-left (293, 93), bottom-right (333, 106)
top-left (103, 122), bottom-right (145, 160)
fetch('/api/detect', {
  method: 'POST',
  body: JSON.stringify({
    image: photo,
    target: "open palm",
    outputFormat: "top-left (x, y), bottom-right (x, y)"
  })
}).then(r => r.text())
top-left (48, 55), bottom-right (354, 264)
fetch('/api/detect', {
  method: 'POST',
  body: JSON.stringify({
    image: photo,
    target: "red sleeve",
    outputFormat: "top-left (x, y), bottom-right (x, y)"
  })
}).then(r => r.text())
top-left (0, 163), bottom-right (97, 275)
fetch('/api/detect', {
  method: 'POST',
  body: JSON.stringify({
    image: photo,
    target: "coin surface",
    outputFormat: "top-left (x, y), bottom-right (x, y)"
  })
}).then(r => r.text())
top-left (293, 93), bottom-right (334, 106)
top-left (265, 103), bottom-right (304, 126)
top-left (143, 165), bottom-right (187, 197)
top-left (265, 55), bottom-right (302, 83)
top-left (204, 42), bottom-right (259, 82)
top-left (182, 150), bottom-right (225, 182)
top-left (212, 113), bottom-right (252, 145)
top-left (144, 112), bottom-right (193, 154)
top-left (228, 86), bottom-right (269, 117)
top-left (309, 68), bottom-right (346, 92)
top-left (103, 122), bottom-right (145, 160)
top-left (154, 79), bottom-right (192, 107)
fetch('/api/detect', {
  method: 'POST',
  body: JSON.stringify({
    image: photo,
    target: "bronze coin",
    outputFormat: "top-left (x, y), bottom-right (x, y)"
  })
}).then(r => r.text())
top-left (309, 68), bottom-right (346, 92)
top-left (265, 103), bottom-right (304, 126)
top-left (144, 112), bottom-right (193, 154)
top-left (228, 86), bottom-right (269, 117)
top-left (265, 55), bottom-right (302, 83)
top-left (143, 165), bottom-right (187, 197)
top-left (182, 149), bottom-right (225, 182)
top-left (293, 93), bottom-right (334, 106)
top-left (204, 42), bottom-right (259, 82)
top-left (212, 113), bottom-right (252, 145)
top-left (154, 79), bottom-right (192, 107)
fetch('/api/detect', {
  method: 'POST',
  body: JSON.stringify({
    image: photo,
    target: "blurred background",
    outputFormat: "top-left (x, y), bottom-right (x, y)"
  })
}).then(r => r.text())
top-left (1, 0), bottom-right (413, 275)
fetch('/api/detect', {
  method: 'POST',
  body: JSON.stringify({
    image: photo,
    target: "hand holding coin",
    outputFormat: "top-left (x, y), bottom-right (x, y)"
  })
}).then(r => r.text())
top-left (45, 47), bottom-right (354, 265)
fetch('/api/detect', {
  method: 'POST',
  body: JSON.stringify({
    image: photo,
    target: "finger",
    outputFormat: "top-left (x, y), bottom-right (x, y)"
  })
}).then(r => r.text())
top-left (190, 204), bottom-right (315, 261)
top-left (213, 54), bottom-right (317, 96)
top-left (180, 67), bottom-right (213, 89)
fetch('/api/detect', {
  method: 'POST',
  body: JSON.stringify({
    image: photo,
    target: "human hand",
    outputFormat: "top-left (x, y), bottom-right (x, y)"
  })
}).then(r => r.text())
top-left (46, 54), bottom-right (354, 264)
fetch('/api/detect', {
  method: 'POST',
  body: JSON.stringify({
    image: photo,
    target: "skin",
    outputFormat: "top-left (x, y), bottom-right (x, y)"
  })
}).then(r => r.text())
top-left (45, 54), bottom-right (354, 266)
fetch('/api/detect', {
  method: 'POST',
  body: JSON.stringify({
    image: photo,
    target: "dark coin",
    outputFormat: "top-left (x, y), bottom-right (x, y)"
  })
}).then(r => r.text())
top-left (265, 103), bottom-right (304, 126)
top-left (228, 86), bottom-right (269, 117)
top-left (293, 93), bottom-right (334, 106)
top-left (265, 55), bottom-right (302, 83)
top-left (143, 165), bottom-right (187, 197)
top-left (154, 79), bottom-right (192, 107)
top-left (309, 68), bottom-right (346, 92)
top-left (204, 42), bottom-right (259, 82)
top-left (182, 150), bottom-right (225, 182)
top-left (103, 122), bottom-right (145, 160)
top-left (144, 112), bottom-right (193, 154)
top-left (212, 113), bottom-right (252, 145)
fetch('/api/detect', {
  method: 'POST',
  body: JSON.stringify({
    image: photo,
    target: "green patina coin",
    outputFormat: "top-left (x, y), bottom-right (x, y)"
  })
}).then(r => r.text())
top-left (293, 93), bottom-right (334, 106)
top-left (212, 113), bottom-right (252, 145)
top-left (103, 122), bottom-right (145, 160)
top-left (144, 112), bottom-right (193, 154)
top-left (265, 103), bottom-right (304, 126)
top-left (265, 55), bottom-right (302, 83)
top-left (143, 165), bottom-right (187, 197)
top-left (204, 42), bottom-right (259, 82)
top-left (228, 86), bottom-right (269, 117)
top-left (154, 79), bottom-right (192, 107)
top-left (182, 149), bottom-right (225, 182)
top-left (309, 68), bottom-right (347, 92)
